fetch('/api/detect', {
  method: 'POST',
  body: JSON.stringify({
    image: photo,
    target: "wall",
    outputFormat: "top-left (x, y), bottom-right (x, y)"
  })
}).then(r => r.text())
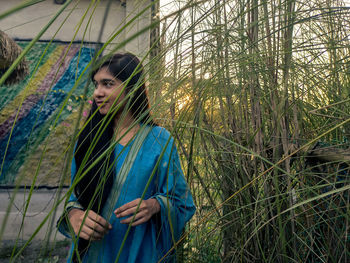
top-left (0, 0), bottom-right (151, 58)
top-left (0, 0), bottom-right (154, 242)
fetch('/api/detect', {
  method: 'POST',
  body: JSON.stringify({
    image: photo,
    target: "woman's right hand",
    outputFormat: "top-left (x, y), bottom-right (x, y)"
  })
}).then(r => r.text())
top-left (68, 208), bottom-right (112, 241)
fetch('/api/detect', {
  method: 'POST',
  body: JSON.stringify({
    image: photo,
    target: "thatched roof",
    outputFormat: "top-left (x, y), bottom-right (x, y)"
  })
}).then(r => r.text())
top-left (0, 30), bottom-right (28, 85)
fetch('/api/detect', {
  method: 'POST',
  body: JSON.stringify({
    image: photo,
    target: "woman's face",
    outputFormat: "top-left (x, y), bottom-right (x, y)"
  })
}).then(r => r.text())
top-left (92, 67), bottom-right (125, 115)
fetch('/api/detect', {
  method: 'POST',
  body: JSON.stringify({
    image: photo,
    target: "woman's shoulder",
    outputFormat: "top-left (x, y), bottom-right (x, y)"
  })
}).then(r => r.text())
top-left (146, 125), bottom-right (174, 147)
top-left (150, 125), bottom-right (172, 139)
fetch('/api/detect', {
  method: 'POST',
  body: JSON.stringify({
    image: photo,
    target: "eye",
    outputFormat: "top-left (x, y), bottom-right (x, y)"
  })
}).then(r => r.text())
top-left (104, 80), bottom-right (114, 87)
top-left (92, 80), bottom-right (98, 88)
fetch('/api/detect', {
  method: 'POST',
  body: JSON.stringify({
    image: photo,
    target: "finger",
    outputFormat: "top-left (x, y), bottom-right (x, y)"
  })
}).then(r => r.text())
top-left (80, 226), bottom-right (104, 241)
top-left (84, 217), bottom-right (109, 235)
top-left (86, 210), bottom-right (112, 230)
top-left (131, 217), bottom-right (148, 227)
top-left (115, 206), bottom-right (140, 218)
top-left (120, 210), bottom-right (148, 225)
top-left (114, 199), bottom-right (141, 214)
top-left (78, 232), bottom-right (91, 241)
top-left (130, 211), bottom-right (150, 226)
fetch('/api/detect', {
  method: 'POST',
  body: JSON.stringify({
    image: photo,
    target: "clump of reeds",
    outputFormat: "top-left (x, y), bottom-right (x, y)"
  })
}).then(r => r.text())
top-left (0, 30), bottom-right (28, 85)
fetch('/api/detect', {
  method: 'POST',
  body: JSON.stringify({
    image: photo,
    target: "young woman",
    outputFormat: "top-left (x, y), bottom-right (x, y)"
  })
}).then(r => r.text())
top-left (57, 53), bottom-right (196, 263)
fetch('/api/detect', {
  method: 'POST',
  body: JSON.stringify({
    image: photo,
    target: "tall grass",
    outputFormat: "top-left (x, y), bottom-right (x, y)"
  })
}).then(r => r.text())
top-left (157, 0), bottom-right (350, 262)
top-left (0, 0), bottom-right (350, 262)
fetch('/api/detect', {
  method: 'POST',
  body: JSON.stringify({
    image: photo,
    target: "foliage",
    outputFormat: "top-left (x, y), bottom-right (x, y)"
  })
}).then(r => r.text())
top-left (0, 0), bottom-right (350, 262)
top-left (156, 0), bottom-right (350, 262)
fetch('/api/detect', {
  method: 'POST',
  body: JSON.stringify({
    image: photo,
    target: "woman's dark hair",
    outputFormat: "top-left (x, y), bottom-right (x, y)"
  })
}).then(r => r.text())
top-left (74, 52), bottom-right (154, 213)
top-left (91, 53), bottom-right (154, 125)
top-left (72, 53), bottom-right (155, 261)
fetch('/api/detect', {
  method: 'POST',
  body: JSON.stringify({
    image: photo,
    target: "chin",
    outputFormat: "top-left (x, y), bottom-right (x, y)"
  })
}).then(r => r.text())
top-left (97, 105), bottom-right (111, 115)
top-left (98, 109), bottom-right (108, 115)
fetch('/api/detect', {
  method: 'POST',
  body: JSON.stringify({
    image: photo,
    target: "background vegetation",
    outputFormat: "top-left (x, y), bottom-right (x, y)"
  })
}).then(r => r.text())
top-left (1, 0), bottom-right (350, 262)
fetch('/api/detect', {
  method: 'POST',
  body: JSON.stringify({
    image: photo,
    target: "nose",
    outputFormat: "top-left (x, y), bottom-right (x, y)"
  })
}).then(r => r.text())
top-left (93, 84), bottom-right (104, 98)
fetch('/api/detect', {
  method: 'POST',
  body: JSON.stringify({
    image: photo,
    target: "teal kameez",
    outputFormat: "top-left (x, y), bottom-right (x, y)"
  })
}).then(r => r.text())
top-left (58, 126), bottom-right (196, 263)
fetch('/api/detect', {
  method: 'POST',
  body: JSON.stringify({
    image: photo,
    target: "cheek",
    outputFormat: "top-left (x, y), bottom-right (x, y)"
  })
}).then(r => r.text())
top-left (92, 88), bottom-right (100, 98)
top-left (118, 89), bottom-right (126, 100)
top-left (112, 89), bottom-right (124, 100)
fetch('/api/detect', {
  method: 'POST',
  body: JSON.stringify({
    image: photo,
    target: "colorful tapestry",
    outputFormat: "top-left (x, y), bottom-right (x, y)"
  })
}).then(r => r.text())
top-left (0, 41), bottom-right (96, 187)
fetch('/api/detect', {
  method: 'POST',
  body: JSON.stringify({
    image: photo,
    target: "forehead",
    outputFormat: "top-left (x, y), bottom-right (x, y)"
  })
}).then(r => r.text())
top-left (93, 67), bottom-right (115, 80)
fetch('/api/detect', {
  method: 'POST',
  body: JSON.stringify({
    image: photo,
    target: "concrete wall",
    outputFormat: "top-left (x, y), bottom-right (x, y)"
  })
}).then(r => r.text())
top-left (0, 188), bottom-right (68, 241)
top-left (0, 0), bottom-right (152, 58)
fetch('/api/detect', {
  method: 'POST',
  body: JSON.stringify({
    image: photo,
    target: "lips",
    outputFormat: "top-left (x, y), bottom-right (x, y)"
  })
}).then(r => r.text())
top-left (96, 101), bottom-right (107, 107)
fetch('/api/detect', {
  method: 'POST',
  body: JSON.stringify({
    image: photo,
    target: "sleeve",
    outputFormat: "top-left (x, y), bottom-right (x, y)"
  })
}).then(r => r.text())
top-left (152, 135), bottom-right (196, 257)
top-left (56, 155), bottom-right (84, 238)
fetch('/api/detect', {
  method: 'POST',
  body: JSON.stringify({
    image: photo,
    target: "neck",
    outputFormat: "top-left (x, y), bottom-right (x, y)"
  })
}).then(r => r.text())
top-left (113, 111), bottom-right (140, 146)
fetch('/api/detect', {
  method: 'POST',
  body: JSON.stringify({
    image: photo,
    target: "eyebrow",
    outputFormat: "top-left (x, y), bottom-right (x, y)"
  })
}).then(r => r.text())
top-left (93, 78), bottom-right (115, 83)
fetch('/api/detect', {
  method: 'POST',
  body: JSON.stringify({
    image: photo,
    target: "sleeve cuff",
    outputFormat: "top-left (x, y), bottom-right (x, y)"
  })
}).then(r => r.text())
top-left (56, 200), bottom-right (84, 238)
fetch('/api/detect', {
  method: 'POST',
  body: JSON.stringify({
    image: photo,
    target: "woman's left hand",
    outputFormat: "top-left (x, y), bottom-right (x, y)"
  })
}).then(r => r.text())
top-left (114, 198), bottom-right (160, 226)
